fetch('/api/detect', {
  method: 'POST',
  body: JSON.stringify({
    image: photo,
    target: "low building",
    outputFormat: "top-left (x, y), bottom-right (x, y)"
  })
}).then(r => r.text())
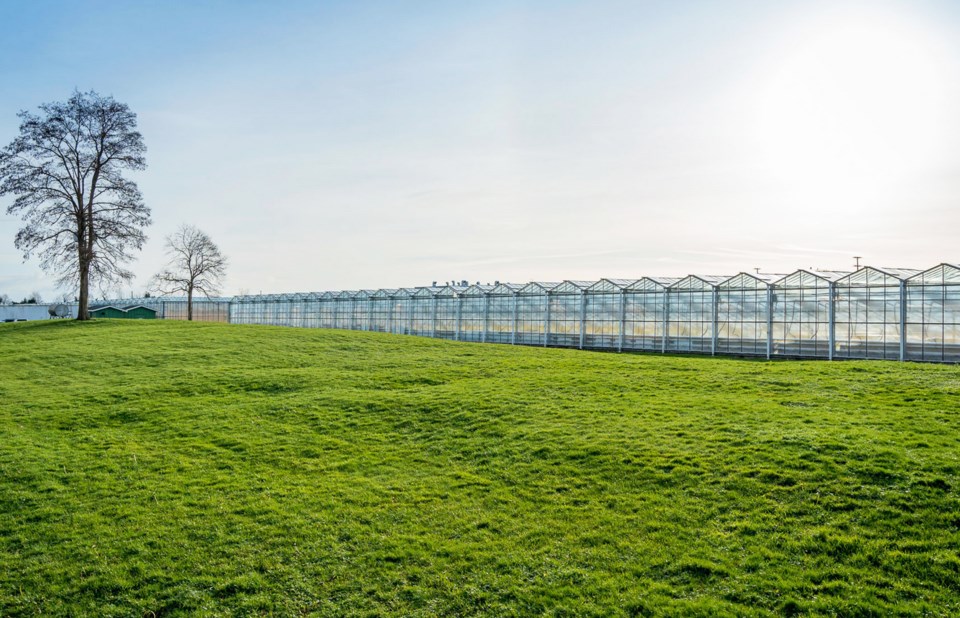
top-left (89, 305), bottom-right (158, 319)
top-left (0, 304), bottom-right (78, 322)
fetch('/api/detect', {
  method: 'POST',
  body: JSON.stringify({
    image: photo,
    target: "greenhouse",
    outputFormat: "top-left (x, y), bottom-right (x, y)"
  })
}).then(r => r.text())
top-left (905, 264), bottom-right (960, 363)
top-left (486, 283), bottom-right (522, 344)
top-left (583, 279), bottom-right (629, 350)
top-left (623, 277), bottom-right (677, 353)
top-left (97, 262), bottom-right (960, 363)
top-left (715, 273), bottom-right (780, 357)
top-left (547, 280), bottom-right (591, 348)
top-left (665, 275), bottom-right (727, 354)
top-left (459, 285), bottom-right (493, 342)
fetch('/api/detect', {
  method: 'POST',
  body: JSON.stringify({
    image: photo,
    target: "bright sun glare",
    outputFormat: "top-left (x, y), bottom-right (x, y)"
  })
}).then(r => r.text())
top-left (753, 8), bottom-right (954, 210)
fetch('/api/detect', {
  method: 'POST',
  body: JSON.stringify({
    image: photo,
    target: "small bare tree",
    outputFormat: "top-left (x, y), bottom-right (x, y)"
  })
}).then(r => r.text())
top-left (0, 91), bottom-right (150, 320)
top-left (152, 225), bottom-right (227, 321)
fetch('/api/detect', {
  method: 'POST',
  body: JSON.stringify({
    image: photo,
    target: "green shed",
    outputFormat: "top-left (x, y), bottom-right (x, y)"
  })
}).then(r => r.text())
top-left (90, 305), bottom-right (157, 319)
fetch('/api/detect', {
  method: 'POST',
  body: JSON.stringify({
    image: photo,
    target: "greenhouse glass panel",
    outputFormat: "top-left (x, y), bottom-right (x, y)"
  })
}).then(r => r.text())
top-left (302, 293), bottom-right (321, 328)
top-left (770, 271), bottom-right (843, 358)
top-left (410, 288), bottom-right (437, 337)
top-left (287, 294), bottom-right (306, 327)
top-left (835, 268), bottom-right (917, 360)
top-left (274, 294), bottom-right (292, 326)
top-left (906, 264), bottom-right (960, 362)
top-left (391, 289), bottom-right (414, 335)
top-left (228, 297), bottom-right (245, 323)
top-left (516, 282), bottom-right (554, 346)
top-left (352, 291), bottom-right (375, 331)
top-left (161, 299), bottom-right (188, 320)
top-left (240, 296), bottom-right (260, 324)
top-left (370, 289), bottom-right (395, 332)
top-left (623, 278), bottom-right (675, 352)
top-left (260, 296), bottom-right (275, 325)
top-left (716, 273), bottom-right (778, 356)
top-left (548, 281), bottom-right (591, 348)
top-left (666, 276), bottom-right (726, 354)
top-left (260, 294), bottom-right (278, 326)
top-left (584, 279), bottom-right (633, 350)
top-left (434, 287), bottom-right (461, 340)
top-left (486, 283), bottom-right (521, 344)
top-left (318, 293), bottom-right (336, 328)
top-left (256, 295), bottom-right (276, 325)
top-left (159, 298), bottom-right (231, 323)
top-left (459, 285), bottom-right (492, 342)
top-left (252, 296), bottom-right (268, 324)
top-left (334, 291), bottom-right (355, 330)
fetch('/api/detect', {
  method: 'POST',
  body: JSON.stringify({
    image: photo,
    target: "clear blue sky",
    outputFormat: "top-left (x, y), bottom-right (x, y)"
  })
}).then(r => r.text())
top-left (2, 0), bottom-right (960, 300)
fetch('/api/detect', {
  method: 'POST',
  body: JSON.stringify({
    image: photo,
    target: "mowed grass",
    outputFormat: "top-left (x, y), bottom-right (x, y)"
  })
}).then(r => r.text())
top-left (1, 321), bottom-right (959, 617)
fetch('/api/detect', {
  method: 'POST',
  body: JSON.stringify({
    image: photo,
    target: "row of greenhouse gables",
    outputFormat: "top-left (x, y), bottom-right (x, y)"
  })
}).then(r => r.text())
top-left (110, 264), bottom-right (960, 363)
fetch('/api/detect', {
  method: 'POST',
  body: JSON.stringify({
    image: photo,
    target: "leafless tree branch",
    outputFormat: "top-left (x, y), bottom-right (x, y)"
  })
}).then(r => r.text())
top-left (151, 224), bottom-right (227, 321)
top-left (0, 90), bottom-right (150, 320)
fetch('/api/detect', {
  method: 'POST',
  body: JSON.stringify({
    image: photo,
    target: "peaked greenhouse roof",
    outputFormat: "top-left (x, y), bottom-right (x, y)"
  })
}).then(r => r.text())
top-left (907, 263), bottom-right (960, 285)
top-left (433, 286), bottom-right (459, 298)
top-left (669, 274), bottom-right (729, 290)
top-left (518, 282), bottom-right (559, 295)
top-left (626, 277), bottom-right (679, 291)
top-left (775, 269), bottom-right (849, 288)
top-left (489, 282), bottom-right (522, 295)
top-left (461, 284), bottom-right (494, 296)
top-left (719, 272), bottom-right (782, 290)
top-left (588, 278), bottom-right (636, 292)
top-left (837, 266), bottom-right (920, 287)
top-left (550, 280), bottom-right (593, 294)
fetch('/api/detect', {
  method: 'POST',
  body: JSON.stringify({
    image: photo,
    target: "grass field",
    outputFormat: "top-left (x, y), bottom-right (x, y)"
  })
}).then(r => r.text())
top-left (1, 320), bottom-right (959, 616)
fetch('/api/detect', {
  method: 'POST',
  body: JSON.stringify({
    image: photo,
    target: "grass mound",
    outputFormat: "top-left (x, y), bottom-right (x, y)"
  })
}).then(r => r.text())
top-left (1, 320), bottom-right (958, 616)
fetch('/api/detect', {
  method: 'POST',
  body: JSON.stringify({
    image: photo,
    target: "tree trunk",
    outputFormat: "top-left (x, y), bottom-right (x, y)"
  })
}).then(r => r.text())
top-left (187, 286), bottom-right (193, 321)
top-left (77, 255), bottom-right (90, 321)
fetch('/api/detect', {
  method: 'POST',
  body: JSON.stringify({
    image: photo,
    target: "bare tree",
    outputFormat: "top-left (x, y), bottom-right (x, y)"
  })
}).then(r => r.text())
top-left (152, 225), bottom-right (227, 321)
top-left (0, 91), bottom-right (150, 320)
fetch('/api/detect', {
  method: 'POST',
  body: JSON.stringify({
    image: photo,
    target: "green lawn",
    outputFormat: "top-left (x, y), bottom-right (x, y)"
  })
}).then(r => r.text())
top-left (1, 320), bottom-right (958, 616)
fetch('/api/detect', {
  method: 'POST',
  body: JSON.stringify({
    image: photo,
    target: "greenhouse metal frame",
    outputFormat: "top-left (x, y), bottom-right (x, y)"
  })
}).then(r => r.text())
top-left (105, 263), bottom-right (960, 363)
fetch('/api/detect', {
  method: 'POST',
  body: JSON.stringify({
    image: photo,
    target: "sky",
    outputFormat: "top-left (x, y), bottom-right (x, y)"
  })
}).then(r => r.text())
top-left (1, 0), bottom-right (959, 300)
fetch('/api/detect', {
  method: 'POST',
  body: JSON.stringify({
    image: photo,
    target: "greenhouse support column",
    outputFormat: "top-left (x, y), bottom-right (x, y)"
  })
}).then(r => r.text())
top-left (367, 301), bottom-right (374, 332)
top-left (511, 294), bottom-right (518, 345)
top-left (482, 295), bottom-right (490, 344)
top-left (711, 288), bottom-right (719, 356)
top-left (579, 291), bottom-right (586, 350)
top-left (431, 297), bottom-right (438, 339)
top-left (828, 281), bottom-right (836, 361)
top-left (333, 302), bottom-right (339, 331)
top-left (455, 296), bottom-right (463, 341)
top-left (662, 292), bottom-right (670, 354)
top-left (408, 303), bottom-right (414, 336)
top-left (766, 286), bottom-right (773, 360)
top-left (618, 290), bottom-right (626, 353)
top-left (899, 280), bottom-right (906, 362)
top-left (388, 300), bottom-right (394, 334)
top-left (544, 295), bottom-right (551, 347)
